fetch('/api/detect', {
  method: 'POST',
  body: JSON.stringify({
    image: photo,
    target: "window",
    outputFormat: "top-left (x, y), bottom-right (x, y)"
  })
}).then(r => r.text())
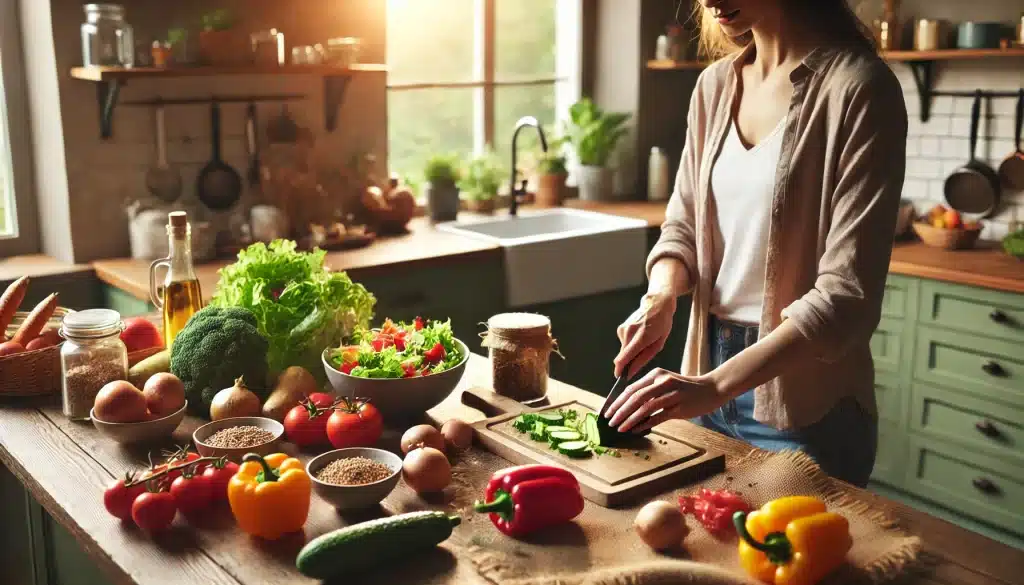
top-left (0, 0), bottom-right (38, 256)
top-left (386, 0), bottom-right (581, 186)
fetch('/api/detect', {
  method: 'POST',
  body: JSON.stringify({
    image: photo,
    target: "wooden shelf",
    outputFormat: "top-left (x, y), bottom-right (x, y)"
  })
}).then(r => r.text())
top-left (69, 63), bottom-right (388, 138)
top-left (69, 63), bottom-right (387, 82)
top-left (646, 59), bottom-right (709, 71)
top-left (883, 47), bottom-right (1024, 62)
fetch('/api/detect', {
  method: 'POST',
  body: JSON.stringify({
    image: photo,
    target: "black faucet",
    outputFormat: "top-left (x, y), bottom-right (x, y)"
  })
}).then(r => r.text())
top-left (509, 116), bottom-right (548, 217)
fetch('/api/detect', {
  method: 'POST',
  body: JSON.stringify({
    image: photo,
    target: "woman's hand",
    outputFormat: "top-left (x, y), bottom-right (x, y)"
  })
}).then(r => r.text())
top-left (603, 368), bottom-right (728, 433)
top-left (614, 291), bottom-right (677, 379)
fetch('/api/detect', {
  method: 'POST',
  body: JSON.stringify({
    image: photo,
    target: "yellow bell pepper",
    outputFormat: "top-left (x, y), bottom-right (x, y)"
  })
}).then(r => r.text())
top-left (732, 496), bottom-right (852, 585)
top-left (228, 452), bottom-right (311, 540)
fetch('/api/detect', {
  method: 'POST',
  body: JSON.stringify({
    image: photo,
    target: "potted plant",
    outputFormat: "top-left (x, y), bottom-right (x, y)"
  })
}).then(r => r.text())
top-left (167, 28), bottom-right (192, 65)
top-left (459, 150), bottom-right (503, 214)
top-left (563, 98), bottom-right (631, 201)
top-left (534, 135), bottom-right (568, 208)
top-left (198, 9), bottom-right (247, 66)
top-left (423, 154), bottom-right (462, 222)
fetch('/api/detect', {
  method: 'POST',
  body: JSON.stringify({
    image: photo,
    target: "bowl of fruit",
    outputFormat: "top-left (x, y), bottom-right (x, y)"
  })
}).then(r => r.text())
top-left (912, 205), bottom-right (982, 250)
top-left (322, 317), bottom-right (468, 422)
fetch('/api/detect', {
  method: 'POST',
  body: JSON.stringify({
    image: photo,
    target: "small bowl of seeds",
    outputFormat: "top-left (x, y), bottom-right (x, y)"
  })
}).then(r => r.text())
top-left (307, 447), bottom-right (402, 510)
top-left (193, 417), bottom-right (284, 462)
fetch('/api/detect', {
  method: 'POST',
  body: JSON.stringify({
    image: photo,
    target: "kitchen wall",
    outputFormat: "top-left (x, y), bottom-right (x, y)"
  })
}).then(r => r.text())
top-left (29, 0), bottom-right (386, 263)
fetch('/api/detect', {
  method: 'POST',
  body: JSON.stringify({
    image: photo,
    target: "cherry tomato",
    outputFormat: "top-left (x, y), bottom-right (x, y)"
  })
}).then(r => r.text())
top-left (414, 316), bottom-right (426, 330)
top-left (158, 450), bottom-right (201, 481)
top-left (423, 342), bottom-right (446, 364)
top-left (103, 476), bottom-right (146, 521)
top-left (327, 397), bottom-right (383, 449)
top-left (340, 361), bottom-right (358, 375)
top-left (169, 473), bottom-right (211, 516)
top-left (131, 491), bottom-right (177, 533)
top-left (201, 460), bottom-right (239, 503)
top-left (307, 392), bottom-right (337, 408)
top-left (283, 399), bottom-right (332, 447)
top-left (371, 333), bottom-right (395, 352)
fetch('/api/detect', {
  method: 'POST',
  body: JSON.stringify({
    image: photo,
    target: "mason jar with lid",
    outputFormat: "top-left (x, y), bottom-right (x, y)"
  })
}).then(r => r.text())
top-left (60, 309), bottom-right (128, 421)
top-left (81, 4), bottom-right (134, 67)
top-left (481, 313), bottom-right (557, 402)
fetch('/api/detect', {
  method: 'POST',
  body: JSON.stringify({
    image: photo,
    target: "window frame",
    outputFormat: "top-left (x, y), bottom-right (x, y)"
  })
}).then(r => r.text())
top-left (0, 0), bottom-right (40, 257)
top-left (386, 0), bottom-right (582, 158)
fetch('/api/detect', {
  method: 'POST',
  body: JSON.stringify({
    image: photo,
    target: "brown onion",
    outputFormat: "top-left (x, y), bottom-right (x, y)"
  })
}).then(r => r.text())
top-left (402, 446), bottom-right (451, 493)
top-left (400, 424), bottom-right (445, 454)
top-left (441, 419), bottom-right (473, 451)
top-left (634, 501), bottom-right (688, 551)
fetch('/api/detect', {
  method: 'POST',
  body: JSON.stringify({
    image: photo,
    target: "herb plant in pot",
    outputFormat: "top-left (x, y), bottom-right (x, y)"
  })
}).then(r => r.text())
top-left (459, 150), bottom-right (503, 214)
top-left (535, 147), bottom-right (568, 208)
top-left (564, 98), bottom-right (631, 202)
top-left (198, 9), bottom-right (247, 66)
top-left (423, 154), bottom-right (462, 222)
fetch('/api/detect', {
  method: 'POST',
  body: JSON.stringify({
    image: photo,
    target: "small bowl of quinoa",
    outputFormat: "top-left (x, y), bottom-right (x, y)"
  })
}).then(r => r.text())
top-left (192, 417), bottom-right (284, 462)
top-left (307, 447), bottom-right (402, 510)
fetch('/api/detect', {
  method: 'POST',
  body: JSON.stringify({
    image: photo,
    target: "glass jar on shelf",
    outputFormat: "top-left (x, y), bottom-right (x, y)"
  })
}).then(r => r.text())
top-left (60, 309), bottom-right (128, 421)
top-left (81, 3), bottom-right (134, 67)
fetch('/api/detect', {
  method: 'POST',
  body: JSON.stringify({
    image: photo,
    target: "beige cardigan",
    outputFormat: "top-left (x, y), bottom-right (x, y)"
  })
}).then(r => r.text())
top-left (648, 45), bottom-right (908, 430)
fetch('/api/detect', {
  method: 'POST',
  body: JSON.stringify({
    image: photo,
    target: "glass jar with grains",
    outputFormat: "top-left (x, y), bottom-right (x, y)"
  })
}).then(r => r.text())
top-left (481, 313), bottom-right (558, 402)
top-left (60, 309), bottom-right (128, 421)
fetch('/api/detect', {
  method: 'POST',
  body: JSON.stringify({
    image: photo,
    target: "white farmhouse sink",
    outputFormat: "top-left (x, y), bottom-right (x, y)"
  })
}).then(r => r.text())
top-left (438, 208), bottom-right (648, 307)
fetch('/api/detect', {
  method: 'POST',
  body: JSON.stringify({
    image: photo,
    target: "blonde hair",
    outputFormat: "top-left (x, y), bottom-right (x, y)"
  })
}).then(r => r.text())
top-left (693, 0), bottom-right (876, 60)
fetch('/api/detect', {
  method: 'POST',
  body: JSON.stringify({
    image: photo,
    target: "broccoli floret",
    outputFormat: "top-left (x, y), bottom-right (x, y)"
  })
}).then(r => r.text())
top-left (170, 306), bottom-right (269, 417)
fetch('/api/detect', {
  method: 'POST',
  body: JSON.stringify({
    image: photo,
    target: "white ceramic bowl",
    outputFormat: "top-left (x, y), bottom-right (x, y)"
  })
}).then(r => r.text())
top-left (192, 416), bottom-right (284, 462)
top-left (90, 401), bottom-right (188, 445)
top-left (322, 339), bottom-right (469, 422)
top-left (307, 447), bottom-right (402, 510)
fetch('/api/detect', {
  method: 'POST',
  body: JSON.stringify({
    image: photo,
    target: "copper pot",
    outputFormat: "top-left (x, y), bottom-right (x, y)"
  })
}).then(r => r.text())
top-left (914, 19), bottom-right (947, 51)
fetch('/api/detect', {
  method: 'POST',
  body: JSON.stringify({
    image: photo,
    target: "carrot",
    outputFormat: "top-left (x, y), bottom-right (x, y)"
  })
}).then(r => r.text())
top-left (0, 276), bottom-right (30, 340)
top-left (12, 293), bottom-right (59, 347)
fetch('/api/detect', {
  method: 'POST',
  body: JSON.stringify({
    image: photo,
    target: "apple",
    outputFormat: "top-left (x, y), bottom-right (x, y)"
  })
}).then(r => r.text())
top-left (943, 209), bottom-right (961, 230)
top-left (120, 317), bottom-right (163, 353)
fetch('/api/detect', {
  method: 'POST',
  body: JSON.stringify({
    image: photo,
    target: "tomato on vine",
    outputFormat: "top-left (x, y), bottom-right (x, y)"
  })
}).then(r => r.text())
top-left (327, 397), bottom-right (383, 449)
top-left (131, 485), bottom-right (177, 533)
top-left (284, 398), bottom-right (333, 447)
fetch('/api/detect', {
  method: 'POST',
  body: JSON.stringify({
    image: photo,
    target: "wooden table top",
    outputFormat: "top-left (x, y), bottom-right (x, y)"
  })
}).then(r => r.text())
top-left (0, 354), bottom-right (1019, 585)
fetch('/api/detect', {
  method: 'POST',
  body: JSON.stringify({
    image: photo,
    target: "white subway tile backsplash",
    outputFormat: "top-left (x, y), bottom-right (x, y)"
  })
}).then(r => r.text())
top-left (940, 137), bottom-right (964, 159)
top-left (902, 178), bottom-right (929, 199)
top-left (992, 116), bottom-right (1019, 140)
top-left (991, 204), bottom-right (1018, 223)
top-left (950, 116), bottom-right (971, 138)
top-left (918, 115), bottom-right (952, 137)
top-left (982, 222), bottom-right (1010, 242)
top-left (905, 136), bottom-right (920, 157)
top-left (931, 96), bottom-right (955, 115)
top-left (907, 158), bottom-right (942, 179)
top-left (940, 159), bottom-right (963, 176)
top-left (990, 97), bottom-right (1020, 117)
top-left (990, 140), bottom-right (1017, 159)
top-left (928, 180), bottom-right (947, 201)
top-left (919, 137), bottom-right (940, 157)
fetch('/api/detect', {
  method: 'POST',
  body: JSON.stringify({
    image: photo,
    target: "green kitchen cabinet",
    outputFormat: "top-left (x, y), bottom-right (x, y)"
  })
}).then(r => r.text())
top-left (101, 283), bottom-right (155, 317)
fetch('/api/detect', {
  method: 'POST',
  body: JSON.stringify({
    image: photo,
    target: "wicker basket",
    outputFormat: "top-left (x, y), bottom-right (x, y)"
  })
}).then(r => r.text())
top-left (912, 221), bottom-right (982, 250)
top-left (0, 307), bottom-right (73, 397)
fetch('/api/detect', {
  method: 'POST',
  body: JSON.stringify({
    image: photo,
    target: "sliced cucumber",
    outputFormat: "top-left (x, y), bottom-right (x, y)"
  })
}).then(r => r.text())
top-left (583, 413), bottom-right (601, 446)
top-left (556, 440), bottom-right (593, 458)
top-left (536, 412), bottom-right (564, 425)
top-left (548, 430), bottom-right (583, 442)
top-left (542, 425), bottom-right (574, 435)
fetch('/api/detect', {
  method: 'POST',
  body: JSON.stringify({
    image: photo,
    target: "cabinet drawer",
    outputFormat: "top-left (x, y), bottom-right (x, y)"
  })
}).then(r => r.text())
top-left (904, 437), bottom-right (1024, 535)
top-left (870, 317), bottom-right (905, 375)
top-left (881, 275), bottom-right (915, 319)
top-left (914, 326), bottom-right (1023, 408)
top-left (871, 420), bottom-right (907, 487)
top-left (918, 280), bottom-right (1024, 345)
top-left (910, 384), bottom-right (1022, 463)
top-left (874, 371), bottom-right (904, 424)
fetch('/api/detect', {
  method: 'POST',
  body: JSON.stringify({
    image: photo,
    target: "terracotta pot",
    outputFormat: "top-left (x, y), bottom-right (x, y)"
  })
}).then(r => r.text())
top-left (198, 30), bottom-right (249, 66)
top-left (465, 197), bottom-right (496, 214)
top-left (535, 173), bottom-right (567, 208)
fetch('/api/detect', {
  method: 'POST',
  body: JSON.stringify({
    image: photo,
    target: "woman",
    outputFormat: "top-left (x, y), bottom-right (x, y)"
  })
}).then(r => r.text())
top-left (603, 0), bottom-right (907, 487)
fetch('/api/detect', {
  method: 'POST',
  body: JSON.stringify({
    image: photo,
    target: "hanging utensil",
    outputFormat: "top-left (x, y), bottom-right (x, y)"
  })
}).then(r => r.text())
top-left (196, 100), bottom-right (242, 211)
top-left (245, 102), bottom-right (261, 188)
top-left (267, 104), bottom-right (298, 143)
top-left (144, 104), bottom-right (182, 203)
top-left (998, 89), bottom-right (1024, 190)
top-left (943, 90), bottom-right (999, 219)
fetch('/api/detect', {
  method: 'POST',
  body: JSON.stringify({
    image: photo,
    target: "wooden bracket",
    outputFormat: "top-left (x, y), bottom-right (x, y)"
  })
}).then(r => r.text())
top-left (97, 79), bottom-right (122, 139)
top-left (323, 75), bottom-right (352, 133)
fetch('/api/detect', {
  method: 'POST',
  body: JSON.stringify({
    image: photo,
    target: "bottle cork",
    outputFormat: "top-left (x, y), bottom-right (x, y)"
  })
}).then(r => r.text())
top-left (168, 211), bottom-right (189, 238)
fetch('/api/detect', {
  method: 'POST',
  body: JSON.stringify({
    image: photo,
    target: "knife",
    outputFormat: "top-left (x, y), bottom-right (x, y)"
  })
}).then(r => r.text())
top-left (598, 360), bottom-right (657, 438)
top-left (598, 364), bottom-right (633, 420)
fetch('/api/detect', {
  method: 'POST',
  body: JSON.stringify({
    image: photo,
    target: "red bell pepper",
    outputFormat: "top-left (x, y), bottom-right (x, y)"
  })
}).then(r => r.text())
top-left (473, 464), bottom-right (584, 537)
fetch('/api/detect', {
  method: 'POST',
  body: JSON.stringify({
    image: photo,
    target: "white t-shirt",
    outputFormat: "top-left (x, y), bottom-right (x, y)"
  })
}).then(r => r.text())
top-left (709, 117), bottom-right (786, 325)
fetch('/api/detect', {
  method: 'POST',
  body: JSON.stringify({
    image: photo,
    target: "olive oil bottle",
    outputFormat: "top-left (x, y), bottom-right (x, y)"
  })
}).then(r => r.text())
top-left (150, 211), bottom-right (203, 348)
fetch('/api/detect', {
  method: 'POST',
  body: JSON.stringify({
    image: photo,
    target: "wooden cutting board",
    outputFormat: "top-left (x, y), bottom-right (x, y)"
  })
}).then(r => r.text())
top-left (462, 387), bottom-right (726, 507)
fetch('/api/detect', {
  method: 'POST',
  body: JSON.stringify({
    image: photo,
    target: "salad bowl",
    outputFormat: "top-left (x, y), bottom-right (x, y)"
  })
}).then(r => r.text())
top-left (322, 338), bottom-right (469, 421)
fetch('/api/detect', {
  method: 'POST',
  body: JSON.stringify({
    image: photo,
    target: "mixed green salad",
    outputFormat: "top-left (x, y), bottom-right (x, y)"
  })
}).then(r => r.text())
top-left (511, 408), bottom-right (620, 458)
top-left (330, 317), bottom-right (464, 379)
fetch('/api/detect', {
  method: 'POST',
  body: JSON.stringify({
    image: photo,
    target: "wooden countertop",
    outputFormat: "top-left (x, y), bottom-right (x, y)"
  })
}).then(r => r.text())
top-left (889, 240), bottom-right (1024, 294)
top-left (0, 354), bottom-right (1018, 585)
top-left (0, 254), bottom-right (92, 282)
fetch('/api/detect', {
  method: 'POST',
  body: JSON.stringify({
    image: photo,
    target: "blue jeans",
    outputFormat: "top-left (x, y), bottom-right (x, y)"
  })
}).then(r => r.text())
top-left (692, 316), bottom-right (877, 487)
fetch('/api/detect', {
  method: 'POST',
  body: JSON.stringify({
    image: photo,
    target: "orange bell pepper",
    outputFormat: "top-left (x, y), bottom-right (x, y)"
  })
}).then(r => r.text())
top-left (228, 452), bottom-right (310, 540)
top-left (733, 496), bottom-right (852, 585)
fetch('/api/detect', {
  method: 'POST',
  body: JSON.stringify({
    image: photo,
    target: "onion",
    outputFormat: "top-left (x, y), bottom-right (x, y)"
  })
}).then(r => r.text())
top-left (400, 424), bottom-right (445, 454)
top-left (209, 377), bottom-right (261, 421)
top-left (93, 380), bottom-right (149, 423)
top-left (441, 419), bottom-right (473, 451)
top-left (143, 373), bottom-right (186, 417)
top-left (634, 501), bottom-right (688, 551)
top-left (402, 446), bottom-right (451, 493)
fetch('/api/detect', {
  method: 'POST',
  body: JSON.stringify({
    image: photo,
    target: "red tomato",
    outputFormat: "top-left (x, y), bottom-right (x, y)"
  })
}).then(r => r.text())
top-left (201, 460), bottom-right (239, 503)
top-left (393, 333), bottom-right (407, 352)
top-left (307, 392), bottom-right (337, 408)
top-left (402, 363), bottom-right (419, 378)
top-left (156, 449), bottom-right (201, 482)
top-left (283, 399), bottom-right (332, 447)
top-left (371, 334), bottom-right (395, 352)
top-left (340, 361), bottom-right (358, 375)
top-left (103, 477), bottom-right (146, 521)
top-left (327, 397), bottom-right (383, 449)
top-left (169, 473), bottom-right (211, 516)
top-left (423, 342), bottom-right (446, 364)
top-left (414, 316), bottom-right (425, 330)
top-left (131, 491), bottom-right (177, 533)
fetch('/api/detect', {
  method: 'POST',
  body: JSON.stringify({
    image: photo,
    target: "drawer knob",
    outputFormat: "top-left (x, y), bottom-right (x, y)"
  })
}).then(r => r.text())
top-left (981, 361), bottom-right (1006, 377)
top-left (974, 419), bottom-right (1002, 438)
top-left (971, 477), bottom-right (1000, 495)
top-left (988, 310), bottom-right (1009, 324)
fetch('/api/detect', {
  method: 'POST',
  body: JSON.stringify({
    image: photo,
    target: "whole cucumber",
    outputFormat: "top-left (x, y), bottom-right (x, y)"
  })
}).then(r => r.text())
top-left (296, 511), bottom-right (461, 578)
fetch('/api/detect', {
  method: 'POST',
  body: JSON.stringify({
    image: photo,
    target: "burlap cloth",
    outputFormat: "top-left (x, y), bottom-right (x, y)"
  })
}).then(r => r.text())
top-left (437, 447), bottom-right (923, 585)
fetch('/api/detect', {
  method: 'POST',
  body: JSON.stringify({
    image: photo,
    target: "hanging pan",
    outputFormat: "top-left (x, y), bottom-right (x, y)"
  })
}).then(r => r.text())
top-left (196, 100), bottom-right (242, 211)
top-left (998, 88), bottom-right (1024, 190)
top-left (943, 90), bottom-right (999, 218)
